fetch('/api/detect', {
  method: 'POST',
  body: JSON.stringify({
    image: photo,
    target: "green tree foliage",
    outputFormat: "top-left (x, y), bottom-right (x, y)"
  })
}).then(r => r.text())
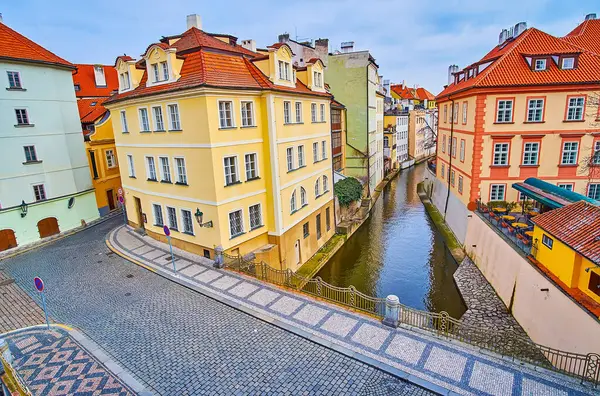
top-left (334, 177), bottom-right (362, 207)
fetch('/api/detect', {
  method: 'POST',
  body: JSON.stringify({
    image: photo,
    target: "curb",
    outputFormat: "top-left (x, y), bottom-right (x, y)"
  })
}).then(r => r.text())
top-left (0, 211), bottom-right (122, 262)
top-left (105, 230), bottom-right (453, 396)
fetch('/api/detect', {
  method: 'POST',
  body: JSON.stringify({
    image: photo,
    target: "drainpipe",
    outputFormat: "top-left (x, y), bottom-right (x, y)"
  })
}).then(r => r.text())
top-left (366, 66), bottom-right (371, 197)
top-left (444, 98), bottom-right (455, 219)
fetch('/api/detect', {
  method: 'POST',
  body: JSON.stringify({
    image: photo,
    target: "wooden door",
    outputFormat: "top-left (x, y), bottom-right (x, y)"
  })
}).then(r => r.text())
top-left (134, 197), bottom-right (144, 229)
top-left (37, 218), bottom-right (59, 238)
top-left (107, 189), bottom-right (115, 210)
top-left (0, 229), bottom-right (17, 251)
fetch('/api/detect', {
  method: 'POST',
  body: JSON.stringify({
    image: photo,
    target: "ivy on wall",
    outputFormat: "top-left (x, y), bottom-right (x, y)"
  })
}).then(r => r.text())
top-left (334, 177), bottom-right (363, 207)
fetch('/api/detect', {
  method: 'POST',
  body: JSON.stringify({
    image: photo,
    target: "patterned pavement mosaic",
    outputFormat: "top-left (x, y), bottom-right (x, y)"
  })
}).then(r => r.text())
top-left (2, 327), bottom-right (135, 395)
top-left (108, 224), bottom-right (599, 396)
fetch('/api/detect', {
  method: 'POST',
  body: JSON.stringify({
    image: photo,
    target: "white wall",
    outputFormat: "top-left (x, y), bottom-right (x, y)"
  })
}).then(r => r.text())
top-left (428, 173), bottom-right (468, 244)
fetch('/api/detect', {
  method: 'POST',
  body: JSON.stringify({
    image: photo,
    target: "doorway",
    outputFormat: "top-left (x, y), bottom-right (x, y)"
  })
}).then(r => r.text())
top-left (294, 239), bottom-right (301, 266)
top-left (0, 229), bottom-right (17, 251)
top-left (37, 218), bottom-right (59, 238)
top-left (107, 189), bottom-right (115, 210)
top-left (133, 196), bottom-right (144, 229)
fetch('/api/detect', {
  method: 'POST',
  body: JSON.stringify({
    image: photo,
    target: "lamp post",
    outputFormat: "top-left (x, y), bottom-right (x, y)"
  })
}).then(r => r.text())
top-left (195, 208), bottom-right (213, 228)
top-left (20, 200), bottom-right (28, 218)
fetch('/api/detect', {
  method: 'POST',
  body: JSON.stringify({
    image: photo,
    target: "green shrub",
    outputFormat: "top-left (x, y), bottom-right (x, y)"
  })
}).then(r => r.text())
top-left (334, 177), bottom-right (363, 207)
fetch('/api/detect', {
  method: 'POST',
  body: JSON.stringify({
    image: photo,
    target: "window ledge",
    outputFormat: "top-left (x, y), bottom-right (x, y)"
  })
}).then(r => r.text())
top-left (493, 122), bottom-right (514, 125)
top-left (219, 126), bottom-right (237, 130)
top-left (519, 164), bottom-right (540, 168)
top-left (23, 160), bottom-right (43, 165)
top-left (523, 121), bottom-right (545, 124)
top-left (225, 180), bottom-right (242, 187)
top-left (129, 176), bottom-right (137, 179)
top-left (147, 178), bottom-right (158, 182)
top-left (122, 131), bottom-right (130, 134)
top-left (230, 232), bottom-right (246, 240)
top-left (140, 130), bottom-right (151, 133)
top-left (558, 164), bottom-right (578, 168)
top-left (303, 234), bottom-right (310, 239)
top-left (250, 225), bottom-right (264, 232)
top-left (240, 125), bottom-right (257, 129)
top-left (168, 129), bottom-right (183, 132)
top-left (154, 224), bottom-right (164, 227)
top-left (183, 231), bottom-right (194, 236)
top-left (175, 181), bottom-right (188, 186)
top-left (6, 87), bottom-right (26, 91)
top-left (490, 165), bottom-right (510, 168)
top-left (14, 124), bottom-right (34, 128)
top-left (245, 176), bottom-right (261, 182)
top-left (154, 129), bottom-right (166, 133)
top-left (160, 180), bottom-right (172, 184)
top-left (563, 119), bottom-right (585, 123)
top-left (312, 121), bottom-right (327, 124)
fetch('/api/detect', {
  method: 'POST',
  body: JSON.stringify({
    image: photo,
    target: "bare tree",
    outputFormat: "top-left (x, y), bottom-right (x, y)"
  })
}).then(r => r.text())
top-left (577, 92), bottom-right (600, 196)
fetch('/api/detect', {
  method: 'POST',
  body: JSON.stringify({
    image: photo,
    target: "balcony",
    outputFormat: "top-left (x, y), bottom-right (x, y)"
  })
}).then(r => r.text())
top-left (475, 200), bottom-right (533, 256)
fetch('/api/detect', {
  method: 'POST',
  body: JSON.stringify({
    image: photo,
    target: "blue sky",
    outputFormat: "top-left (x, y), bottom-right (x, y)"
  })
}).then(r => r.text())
top-left (2, 0), bottom-right (598, 94)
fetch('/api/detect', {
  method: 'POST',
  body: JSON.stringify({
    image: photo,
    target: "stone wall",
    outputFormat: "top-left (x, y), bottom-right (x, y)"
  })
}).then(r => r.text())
top-left (425, 170), bottom-right (469, 245)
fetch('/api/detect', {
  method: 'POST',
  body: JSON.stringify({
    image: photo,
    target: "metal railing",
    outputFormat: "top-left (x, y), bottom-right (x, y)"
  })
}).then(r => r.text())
top-left (221, 251), bottom-right (600, 386)
top-left (0, 354), bottom-right (32, 396)
top-left (475, 200), bottom-right (533, 255)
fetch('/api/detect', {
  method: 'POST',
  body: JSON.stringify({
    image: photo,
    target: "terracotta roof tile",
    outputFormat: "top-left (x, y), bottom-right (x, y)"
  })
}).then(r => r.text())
top-left (415, 87), bottom-right (435, 100)
top-left (73, 64), bottom-right (119, 98)
top-left (169, 27), bottom-right (257, 57)
top-left (0, 22), bottom-right (72, 68)
top-left (391, 85), bottom-right (416, 99)
top-left (532, 201), bottom-right (600, 265)
top-left (563, 19), bottom-right (600, 55)
top-left (437, 27), bottom-right (600, 99)
top-left (77, 98), bottom-right (108, 124)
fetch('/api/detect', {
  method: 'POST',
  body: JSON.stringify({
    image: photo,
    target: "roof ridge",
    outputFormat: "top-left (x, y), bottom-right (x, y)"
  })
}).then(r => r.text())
top-left (1, 23), bottom-right (71, 66)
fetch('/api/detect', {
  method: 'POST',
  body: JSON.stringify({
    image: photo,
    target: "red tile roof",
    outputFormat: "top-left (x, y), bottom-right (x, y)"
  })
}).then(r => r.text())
top-left (77, 98), bottom-right (108, 124)
top-left (0, 22), bottom-right (72, 68)
top-left (532, 201), bottom-right (600, 265)
top-left (437, 27), bottom-right (600, 99)
top-left (107, 28), bottom-right (330, 104)
top-left (563, 18), bottom-right (600, 55)
top-left (331, 99), bottom-right (345, 108)
top-left (72, 64), bottom-right (119, 98)
top-left (415, 87), bottom-right (435, 101)
top-left (391, 85), bottom-right (416, 99)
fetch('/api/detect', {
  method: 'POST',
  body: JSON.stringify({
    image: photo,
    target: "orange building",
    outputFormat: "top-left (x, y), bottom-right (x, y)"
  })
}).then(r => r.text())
top-left (72, 64), bottom-right (122, 215)
top-left (435, 16), bottom-right (600, 220)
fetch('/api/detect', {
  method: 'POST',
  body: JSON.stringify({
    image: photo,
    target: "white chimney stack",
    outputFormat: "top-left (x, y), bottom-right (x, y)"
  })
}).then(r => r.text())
top-left (448, 65), bottom-right (459, 85)
top-left (186, 14), bottom-right (202, 30)
top-left (0, 13), bottom-right (3, 24)
top-left (585, 13), bottom-right (597, 20)
top-left (341, 41), bottom-right (354, 53)
top-left (241, 39), bottom-right (256, 52)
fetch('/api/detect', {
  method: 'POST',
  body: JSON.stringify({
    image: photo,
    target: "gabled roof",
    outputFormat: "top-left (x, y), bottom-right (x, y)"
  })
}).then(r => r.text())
top-left (415, 87), bottom-right (435, 101)
top-left (77, 97), bottom-right (108, 124)
top-left (72, 64), bottom-right (119, 98)
top-left (391, 85), bottom-right (416, 99)
top-left (0, 22), bottom-right (72, 68)
top-left (106, 28), bottom-right (331, 105)
top-left (563, 18), bottom-right (600, 55)
top-left (532, 201), bottom-right (600, 265)
top-left (437, 26), bottom-right (600, 99)
top-left (331, 99), bottom-right (345, 108)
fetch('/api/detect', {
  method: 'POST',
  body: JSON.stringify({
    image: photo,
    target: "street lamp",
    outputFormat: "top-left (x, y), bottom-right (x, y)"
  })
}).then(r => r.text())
top-left (195, 208), bottom-right (213, 228)
top-left (20, 200), bottom-right (28, 218)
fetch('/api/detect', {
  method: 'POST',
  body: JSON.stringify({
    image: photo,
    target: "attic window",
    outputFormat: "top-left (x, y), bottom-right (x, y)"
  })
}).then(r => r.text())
top-left (90, 102), bottom-right (97, 106)
top-left (74, 84), bottom-right (80, 91)
top-left (278, 61), bottom-right (291, 81)
top-left (562, 57), bottom-right (575, 70)
top-left (534, 59), bottom-right (547, 71)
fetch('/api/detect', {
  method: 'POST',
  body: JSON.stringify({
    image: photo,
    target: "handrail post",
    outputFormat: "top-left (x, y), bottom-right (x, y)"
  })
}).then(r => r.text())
top-left (213, 245), bottom-right (224, 269)
top-left (382, 295), bottom-right (400, 328)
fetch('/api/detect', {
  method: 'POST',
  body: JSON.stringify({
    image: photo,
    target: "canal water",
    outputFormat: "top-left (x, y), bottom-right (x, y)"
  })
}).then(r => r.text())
top-left (316, 163), bottom-right (467, 319)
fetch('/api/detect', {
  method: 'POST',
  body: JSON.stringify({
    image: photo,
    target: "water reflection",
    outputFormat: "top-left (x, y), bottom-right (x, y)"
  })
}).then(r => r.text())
top-left (316, 163), bottom-right (467, 319)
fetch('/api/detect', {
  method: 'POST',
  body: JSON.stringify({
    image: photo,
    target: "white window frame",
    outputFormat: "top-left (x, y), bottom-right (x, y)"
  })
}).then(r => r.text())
top-left (493, 143), bottom-right (509, 166)
top-left (23, 145), bottom-right (37, 162)
top-left (323, 175), bottom-right (329, 192)
top-left (496, 100), bottom-right (513, 123)
top-left (534, 59), bottom-right (546, 71)
top-left (7, 71), bottom-right (22, 89)
top-left (228, 208), bottom-right (245, 238)
top-left (458, 175), bottom-right (464, 194)
top-left (593, 141), bottom-right (600, 165)
top-left (166, 206), bottom-right (178, 231)
top-left (249, 203), bottom-right (262, 230)
top-left (286, 147), bottom-right (295, 171)
top-left (278, 60), bottom-right (290, 81)
top-left (152, 63), bottom-right (160, 83)
top-left (320, 103), bottom-right (325, 122)
top-left (321, 141), bottom-right (327, 160)
top-left (459, 140), bottom-right (465, 162)
top-left (297, 145), bottom-right (305, 167)
top-left (245, 153), bottom-right (259, 180)
top-left (223, 155), bottom-right (240, 185)
top-left (290, 190), bottom-right (297, 213)
top-left (311, 103), bottom-right (317, 122)
top-left (32, 184), bottom-right (46, 201)
top-left (127, 154), bottom-right (135, 177)
top-left (462, 102), bottom-right (467, 124)
top-left (314, 177), bottom-right (321, 197)
top-left (522, 142), bottom-right (539, 165)
top-left (588, 184), bottom-right (600, 200)
top-left (313, 142), bottom-right (319, 162)
top-left (527, 99), bottom-right (544, 122)
top-left (174, 157), bottom-right (187, 184)
top-left (161, 61), bottom-right (169, 81)
top-left (120, 71), bottom-right (130, 91)
top-left (152, 203), bottom-right (164, 226)
top-left (283, 101), bottom-right (291, 124)
top-left (240, 101), bottom-right (255, 127)
top-left (542, 234), bottom-right (553, 249)
top-left (300, 187), bottom-right (308, 206)
top-left (146, 156), bottom-right (157, 181)
top-left (181, 208), bottom-right (194, 235)
top-left (490, 184), bottom-right (505, 201)
top-left (167, 103), bottom-right (181, 130)
top-left (158, 156), bottom-right (171, 182)
top-left (218, 100), bottom-right (235, 128)
top-left (566, 97), bottom-right (585, 121)
top-left (105, 149), bottom-right (117, 169)
top-left (152, 105), bottom-right (165, 131)
top-left (558, 183), bottom-right (574, 191)
top-left (295, 102), bottom-right (302, 123)
top-left (120, 110), bottom-right (129, 133)
top-left (561, 141), bottom-right (579, 165)
top-left (561, 57), bottom-right (575, 70)
top-left (15, 108), bottom-right (30, 125)
top-left (138, 107), bottom-right (150, 132)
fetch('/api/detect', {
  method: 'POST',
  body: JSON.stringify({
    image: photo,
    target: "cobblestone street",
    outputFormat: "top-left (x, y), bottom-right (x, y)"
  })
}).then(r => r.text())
top-left (0, 269), bottom-right (45, 332)
top-left (0, 217), bottom-right (431, 396)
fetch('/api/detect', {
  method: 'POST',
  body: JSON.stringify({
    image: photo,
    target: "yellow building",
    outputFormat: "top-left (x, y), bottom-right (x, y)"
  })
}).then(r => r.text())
top-left (104, 16), bottom-right (335, 271)
top-left (531, 201), bottom-right (600, 306)
top-left (73, 64), bottom-right (122, 215)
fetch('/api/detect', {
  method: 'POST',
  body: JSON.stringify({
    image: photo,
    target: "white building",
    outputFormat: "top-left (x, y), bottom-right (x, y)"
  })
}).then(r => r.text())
top-left (0, 20), bottom-right (98, 251)
top-left (274, 33), bottom-right (329, 67)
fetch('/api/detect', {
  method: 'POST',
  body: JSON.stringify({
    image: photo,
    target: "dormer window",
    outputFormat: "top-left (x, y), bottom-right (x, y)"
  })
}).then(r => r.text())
top-left (93, 66), bottom-right (106, 87)
top-left (152, 61), bottom-right (169, 83)
top-left (313, 71), bottom-right (323, 88)
top-left (278, 60), bottom-right (290, 81)
top-left (534, 59), bottom-right (546, 71)
top-left (120, 72), bottom-right (130, 90)
top-left (562, 57), bottom-right (575, 70)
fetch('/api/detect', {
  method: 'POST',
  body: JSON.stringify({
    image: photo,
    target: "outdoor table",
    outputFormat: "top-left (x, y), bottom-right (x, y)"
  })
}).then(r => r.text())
top-left (528, 211), bottom-right (539, 217)
top-left (525, 231), bottom-right (534, 237)
top-left (493, 207), bottom-right (507, 213)
top-left (512, 222), bottom-right (529, 229)
top-left (501, 215), bottom-right (515, 221)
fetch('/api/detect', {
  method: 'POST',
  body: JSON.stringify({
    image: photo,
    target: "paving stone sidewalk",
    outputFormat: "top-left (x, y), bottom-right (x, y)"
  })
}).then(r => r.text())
top-left (108, 225), bottom-right (597, 396)
top-left (0, 270), bottom-right (46, 333)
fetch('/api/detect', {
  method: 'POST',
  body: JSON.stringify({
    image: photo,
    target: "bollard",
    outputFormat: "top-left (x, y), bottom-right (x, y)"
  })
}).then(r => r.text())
top-left (382, 295), bottom-right (400, 328)
top-left (213, 246), bottom-right (224, 269)
top-left (0, 338), bottom-right (13, 364)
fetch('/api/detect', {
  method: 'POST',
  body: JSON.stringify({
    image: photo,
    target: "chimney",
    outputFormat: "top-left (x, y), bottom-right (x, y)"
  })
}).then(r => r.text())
top-left (341, 41), bottom-right (354, 53)
top-left (278, 33), bottom-right (290, 43)
top-left (0, 13), bottom-right (3, 24)
top-left (585, 13), bottom-right (597, 20)
top-left (513, 22), bottom-right (527, 37)
top-left (241, 39), bottom-right (256, 52)
top-left (402, 79), bottom-right (405, 89)
top-left (186, 14), bottom-right (202, 30)
top-left (93, 65), bottom-right (106, 87)
top-left (448, 65), bottom-right (458, 85)
top-left (498, 29), bottom-right (508, 45)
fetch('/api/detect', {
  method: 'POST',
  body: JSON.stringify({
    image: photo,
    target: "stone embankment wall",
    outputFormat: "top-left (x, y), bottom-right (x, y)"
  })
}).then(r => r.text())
top-left (464, 214), bottom-right (600, 355)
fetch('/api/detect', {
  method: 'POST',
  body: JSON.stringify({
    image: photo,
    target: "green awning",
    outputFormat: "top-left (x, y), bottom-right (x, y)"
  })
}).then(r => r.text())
top-left (512, 178), bottom-right (600, 209)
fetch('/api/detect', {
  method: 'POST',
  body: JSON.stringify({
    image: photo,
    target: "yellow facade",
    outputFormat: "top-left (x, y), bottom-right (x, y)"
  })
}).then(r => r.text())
top-left (533, 226), bottom-right (600, 304)
top-left (107, 41), bottom-right (334, 271)
top-left (85, 114), bottom-right (122, 215)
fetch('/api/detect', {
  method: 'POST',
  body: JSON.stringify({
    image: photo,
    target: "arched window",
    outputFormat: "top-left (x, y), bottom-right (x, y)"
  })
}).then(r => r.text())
top-left (300, 187), bottom-right (307, 206)
top-left (290, 190), bottom-right (297, 212)
top-left (315, 177), bottom-right (321, 197)
top-left (323, 175), bottom-right (328, 192)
